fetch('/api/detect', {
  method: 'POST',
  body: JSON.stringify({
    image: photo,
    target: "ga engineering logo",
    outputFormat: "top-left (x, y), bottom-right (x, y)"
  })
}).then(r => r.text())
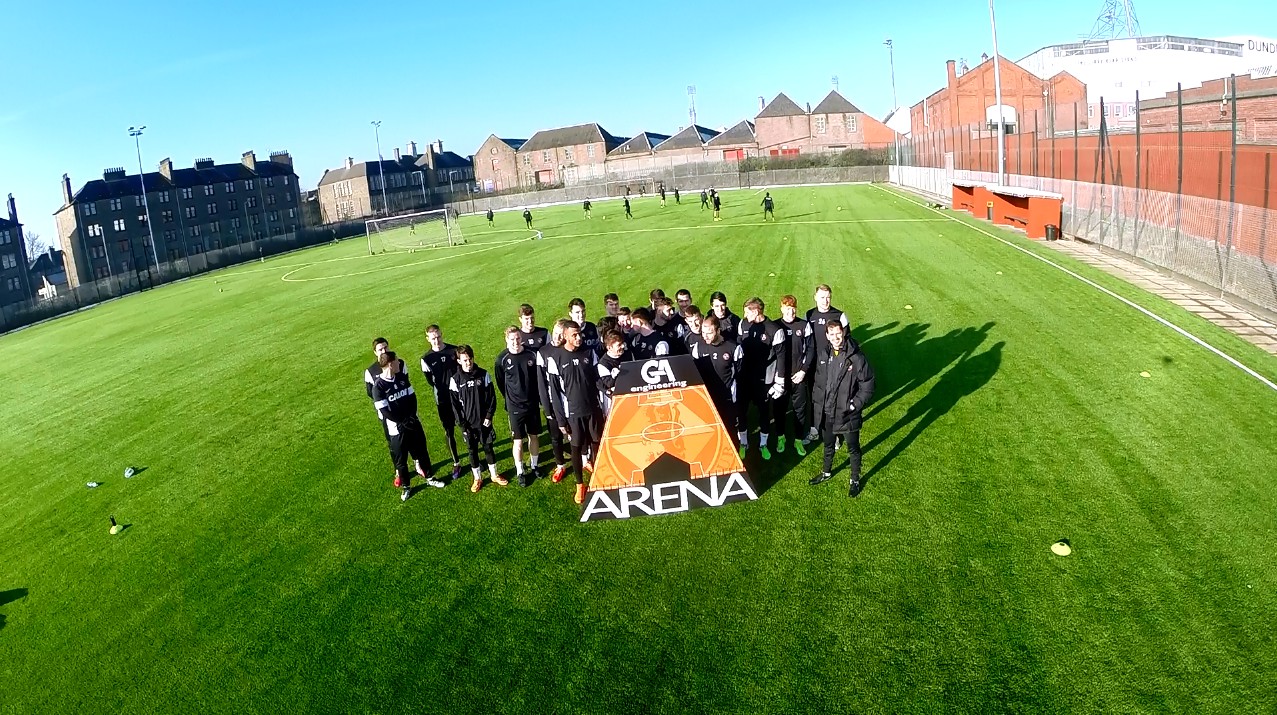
top-left (582, 355), bottom-right (759, 522)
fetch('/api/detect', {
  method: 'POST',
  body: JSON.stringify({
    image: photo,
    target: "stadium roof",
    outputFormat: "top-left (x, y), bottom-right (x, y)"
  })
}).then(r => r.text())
top-left (609, 132), bottom-right (673, 155)
top-left (67, 158), bottom-right (297, 205)
top-left (653, 125), bottom-right (720, 151)
top-left (756, 93), bottom-right (807, 118)
top-left (705, 120), bottom-right (755, 146)
top-left (520, 123), bottom-right (624, 152)
top-left (812, 90), bottom-right (862, 115)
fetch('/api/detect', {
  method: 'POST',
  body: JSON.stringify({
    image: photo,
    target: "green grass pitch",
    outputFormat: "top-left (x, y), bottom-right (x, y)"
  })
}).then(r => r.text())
top-left (1, 184), bottom-right (1275, 713)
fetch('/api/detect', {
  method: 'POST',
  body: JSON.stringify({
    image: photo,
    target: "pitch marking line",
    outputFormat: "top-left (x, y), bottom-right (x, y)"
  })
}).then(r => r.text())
top-left (279, 240), bottom-right (527, 282)
top-left (875, 183), bottom-right (1277, 394)
top-left (518, 218), bottom-right (945, 243)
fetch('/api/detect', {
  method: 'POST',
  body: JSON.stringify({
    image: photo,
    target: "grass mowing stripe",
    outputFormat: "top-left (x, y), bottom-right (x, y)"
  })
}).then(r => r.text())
top-left (877, 183), bottom-right (1277, 393)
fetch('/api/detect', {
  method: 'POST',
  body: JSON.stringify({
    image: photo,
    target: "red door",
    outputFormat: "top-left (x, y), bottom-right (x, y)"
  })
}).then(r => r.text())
top-left (724, 149), bottom-right (744, 162)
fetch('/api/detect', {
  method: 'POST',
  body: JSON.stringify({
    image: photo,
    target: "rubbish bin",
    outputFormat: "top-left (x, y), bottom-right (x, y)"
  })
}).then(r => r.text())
top-left (1045, 224), bottom-right (1059, 241)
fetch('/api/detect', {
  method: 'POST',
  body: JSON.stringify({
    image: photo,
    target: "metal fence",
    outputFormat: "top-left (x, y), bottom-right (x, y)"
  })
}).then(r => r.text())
top-left (894, 84), bottom-right (1277, 316)
top-left (0, 219), bottom-right (366, 335)
top-left (449, 165), bottom-right (888, 215)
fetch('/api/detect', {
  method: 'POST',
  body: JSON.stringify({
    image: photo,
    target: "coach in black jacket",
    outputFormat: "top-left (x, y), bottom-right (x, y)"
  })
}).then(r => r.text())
top-left (809, 321), bottom-right (875, 497)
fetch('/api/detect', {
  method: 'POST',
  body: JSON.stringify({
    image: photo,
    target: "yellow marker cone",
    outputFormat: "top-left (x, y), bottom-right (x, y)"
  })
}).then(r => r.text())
top-left (1051, 540), bottom-right (1072, 556)
top-left (1140, 371), bottom-right (1151, 378)
top-left (109, 516), bottom-right (123, 535)
top-left (904, 305), bottom-right (913, 310)
top-left (996, 271), bottom-right (1003, 275)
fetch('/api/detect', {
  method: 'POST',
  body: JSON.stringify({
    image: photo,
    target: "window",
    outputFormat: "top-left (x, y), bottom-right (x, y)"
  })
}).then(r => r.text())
top-left (564, 147), bottom-right (574, 162)
top-left (205, 185), bottom-right (215, 196)
top-left (207, 203), bottom-right (219, 215)
top-left (6, 277), bottom-right (20, 291)
top-left (264, 177), bottom-right (274, 187)
top-left (267, 193), bottom-right (276, 205)
top-left (118, 240), bottom-right (129, 253)
top-left (250, 214), bottom-right (260, 225)
top-left (190, 225), bottom-right (201, 237)
top-left (158, 191), bottom-right (170, 203)
top-left (143, 235), bottom-right (152, 247)
top-left (285, 191), bottom-right (293, 202)
top-left (209, 222), bottom-right (221, 234)
top-left (192, 242), bottom-right (203, 255)
top-left (82, 203), bottom-right (98, 216)
top-left (288, 208), bottom-right (296, 219)
top-left (162, 210), bottom-right (174, 223)
top-left (121, 259), bottom-right (131, 272)
top-left (138, 213), bottom-right (148, 224)
top-left (282, 176), bottom-right (289, 186)
top-left (225, 182), bottom-right (236, 193)
top-left (268, 210), bottom-right (279, 222)
top-left (113, 218), bottom-right (126, 232)
top-left (246, 196), bottom-right (257, 208)
top-left (815, 116), bottom-right (827, 134)
top-left (586, 145), bottom-right (595, 159)
top-left (95, 266), bottom-right (111, 279)
top-left (847, 115), bottom-right (857, 132)
top-left (181, 187), bottom-right (193, 200)
top-left (212, 240), bottom-right (221, 250)
top-left (0, 230), bottom-right (9, 245)
top-left (169, 249), bottom-right (181, 262)
top-left (523, 155), bottom-right (531, 166)
top-left (135, 195), bottom-right (145, 207)
top-left (541, 150), bottom-right (550, 163)
top-left (89, 245), bottom-right (105, 259)
top-left (231, 217), bottom-right (241, 229)
top-left (109, 197), bottom-right (122, 211)
top-left (87, 224), bottom-right (103, 237)
top-left (1088, 105), bottom-right (1095, 118)
top-left (1, 253), bottom-right (16, 269)
top-left (228, 198), bottom-right (239, 211)
top-left (164, 230), bottom-right (176, 242)
top-left (243, 179), bottom-right (255, 191)
top-left (184, 206), bottom-right (197, 219)
top-left (1128, 104), bottom-right (1137, 117)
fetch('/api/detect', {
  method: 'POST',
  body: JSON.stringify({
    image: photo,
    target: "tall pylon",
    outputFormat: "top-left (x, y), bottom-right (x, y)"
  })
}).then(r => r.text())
top-left (1087, 0), bottom-right (1141, 40)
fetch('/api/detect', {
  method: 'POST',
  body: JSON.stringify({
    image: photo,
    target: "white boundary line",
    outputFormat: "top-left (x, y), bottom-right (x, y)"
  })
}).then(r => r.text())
top-left (279, 239), bottom-right (528, 282)
top-left (876, 183), bottom-right (1277, 393)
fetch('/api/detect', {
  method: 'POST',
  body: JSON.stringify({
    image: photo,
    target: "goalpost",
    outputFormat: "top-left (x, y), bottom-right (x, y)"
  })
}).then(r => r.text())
top-left (365, 208), bottom-right (466, 255)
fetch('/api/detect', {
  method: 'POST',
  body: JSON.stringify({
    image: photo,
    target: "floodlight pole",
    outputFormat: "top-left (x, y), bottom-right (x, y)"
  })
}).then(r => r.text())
top-left (371, 120), bottom-right (389, 215)
top-left (989, 0), bottom-right (1007, 185)
top-left (129, 125), bottom-right (160, 269)
top-left (886, 39), bottom-right (900, 171)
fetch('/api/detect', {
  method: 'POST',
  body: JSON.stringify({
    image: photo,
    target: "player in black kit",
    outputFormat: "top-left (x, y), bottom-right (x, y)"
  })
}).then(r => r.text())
top-left (761, 192), bottom-right (775, 221)
top-left (545, 321), bottom-right (602, 505)
top-left (370, 352), bottom-right (433, 502)
top-left (737, 297), bottom-right (788, 460)
top-left (775, 295), bottom-right (812, 456)
top-left (691, 315), bottom-right (744, 445)
top-left (583, 199), bottom-right (592, 219)
top-left (624, 196), bottom-right (633, 220)
top-left (495, 326), bottom-right (543, 486)
top-left (523, 208), bottom-right (533, 229)
top-left (450, 345), bottom-right (508, 492)
top-left (420, 325), bottom-right (464, 481)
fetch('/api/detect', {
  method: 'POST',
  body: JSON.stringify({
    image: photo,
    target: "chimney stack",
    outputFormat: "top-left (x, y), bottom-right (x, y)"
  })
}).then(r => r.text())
top-left (946, 60), bottom-right (957, 87)
top-left (7, 193), bottom-right (16, 224)
top-left (159, 158), bottom-right (174, 180)
top-left (345, 157), bottom-right (355, 169)
top-left (408, 140), bottom-right (418, 155)
top-left (806, 102), bottom-right (812, 114)
top-left (268, 150), bottom-right (293, 167)
top-left (241, 151), bottom-right (257, 171)
top-left (758, 96), bottom-right (765, 112)
top-left (62, 174), bottom-right (72, 204)
top-left (394, 147), bottom-right (401, 161)
top-left (434, 139), bottom-right (444, 154)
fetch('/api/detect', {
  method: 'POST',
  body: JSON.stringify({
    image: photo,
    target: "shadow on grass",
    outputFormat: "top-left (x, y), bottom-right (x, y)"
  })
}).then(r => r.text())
top-left (0, 589), bottom-right (27, 608)
top-left (752, 321), bottom-right (997, 494)
top-left (859, 341), bottom-right (1005, 486)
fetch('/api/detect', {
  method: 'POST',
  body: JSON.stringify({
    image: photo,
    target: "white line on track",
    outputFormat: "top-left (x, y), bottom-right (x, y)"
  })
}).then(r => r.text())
top-left (875, 183), bottom-right (1277, 393)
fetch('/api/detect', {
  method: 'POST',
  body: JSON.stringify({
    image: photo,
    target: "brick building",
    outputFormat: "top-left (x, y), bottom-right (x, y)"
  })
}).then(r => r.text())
top-left (704, 121), bottom-right (757, 162)
top-left (517, 123), bottom-right (626, 186)
top-left (0, 194), bottom-right (33, 307)
top-left (754, 90), bottom-right (894, 155)
top-left (603, 132), bottom-right (673, 178)
top-left (474, 135), bottom-right (527, 193)
top-left (417, 140), bottom-right (475, 194)
top-left (29, 247), bottom-right (67, 300)
top-left (1139, 74), bottom-right (1277, 142)
top-left (909, 56), bottom-right (1087, 137)
top-left (55, 152), bottom-right (300, 288)
top-left (652, 125), bottom-right (720, 164)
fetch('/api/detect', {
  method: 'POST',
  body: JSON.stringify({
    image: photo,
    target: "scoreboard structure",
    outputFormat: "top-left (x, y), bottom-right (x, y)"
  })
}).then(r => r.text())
top-left (581, 355), bottom-right (759, 522)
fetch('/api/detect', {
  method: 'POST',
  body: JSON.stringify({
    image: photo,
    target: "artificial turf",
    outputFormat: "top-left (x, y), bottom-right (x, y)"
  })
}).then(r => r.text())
top-left (1, 184), bottom-right (1275, 714)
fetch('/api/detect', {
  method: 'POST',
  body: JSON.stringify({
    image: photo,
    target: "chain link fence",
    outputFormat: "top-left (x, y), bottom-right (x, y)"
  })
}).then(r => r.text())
top-left (894, 83), bottom-right (1277, 316)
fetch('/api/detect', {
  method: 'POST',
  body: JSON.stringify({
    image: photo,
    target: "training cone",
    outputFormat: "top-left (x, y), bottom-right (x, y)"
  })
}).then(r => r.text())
top-left (109, 516), bottom-right (123, 535)
top-left (1139, 371), bottom-right (1151, 378)
top-left (904, 305), bottom-right (914, 310)
top-left (1050, 540), bottom-right (1071, 556)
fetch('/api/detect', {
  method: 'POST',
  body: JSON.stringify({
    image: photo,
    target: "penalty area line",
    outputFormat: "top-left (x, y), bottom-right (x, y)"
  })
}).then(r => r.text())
top-left (280, 241), bottom-right (521, 282)
top-left (875, 183), bottom-right (1277, 394)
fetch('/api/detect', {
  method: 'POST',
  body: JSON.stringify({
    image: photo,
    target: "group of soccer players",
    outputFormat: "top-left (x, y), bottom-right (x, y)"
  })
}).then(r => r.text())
top-left (365, 283), bottom-right (876, 506)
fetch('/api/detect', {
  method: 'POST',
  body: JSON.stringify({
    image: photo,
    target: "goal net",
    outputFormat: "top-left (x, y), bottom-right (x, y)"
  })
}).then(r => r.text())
top-left (365, 208), bottom-right (465, 254)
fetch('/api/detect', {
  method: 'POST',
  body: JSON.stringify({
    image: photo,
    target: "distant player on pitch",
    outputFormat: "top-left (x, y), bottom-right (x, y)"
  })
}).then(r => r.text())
top-left (486, 208), bottom-right (495, 227)
top-left (712, 191), bottom-right (723, 221)
top-left (583, 199), bottom-right (592, 219)
top-left (761, 192), bottom-right (776, 221)
top-left (523, 208), bottom-right (533, 229)
top-left (623, 196), bottom-right (633, 220)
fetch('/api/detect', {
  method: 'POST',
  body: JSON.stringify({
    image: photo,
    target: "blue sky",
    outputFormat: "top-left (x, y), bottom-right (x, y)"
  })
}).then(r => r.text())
top-left (1, 0), bottom-right (1273, 242)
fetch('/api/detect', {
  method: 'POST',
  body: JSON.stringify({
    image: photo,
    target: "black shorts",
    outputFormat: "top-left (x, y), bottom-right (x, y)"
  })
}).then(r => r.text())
top-left (566, 413), bottom-right (603, 447)
top-left (508, 408), bottom-right (542, 439)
